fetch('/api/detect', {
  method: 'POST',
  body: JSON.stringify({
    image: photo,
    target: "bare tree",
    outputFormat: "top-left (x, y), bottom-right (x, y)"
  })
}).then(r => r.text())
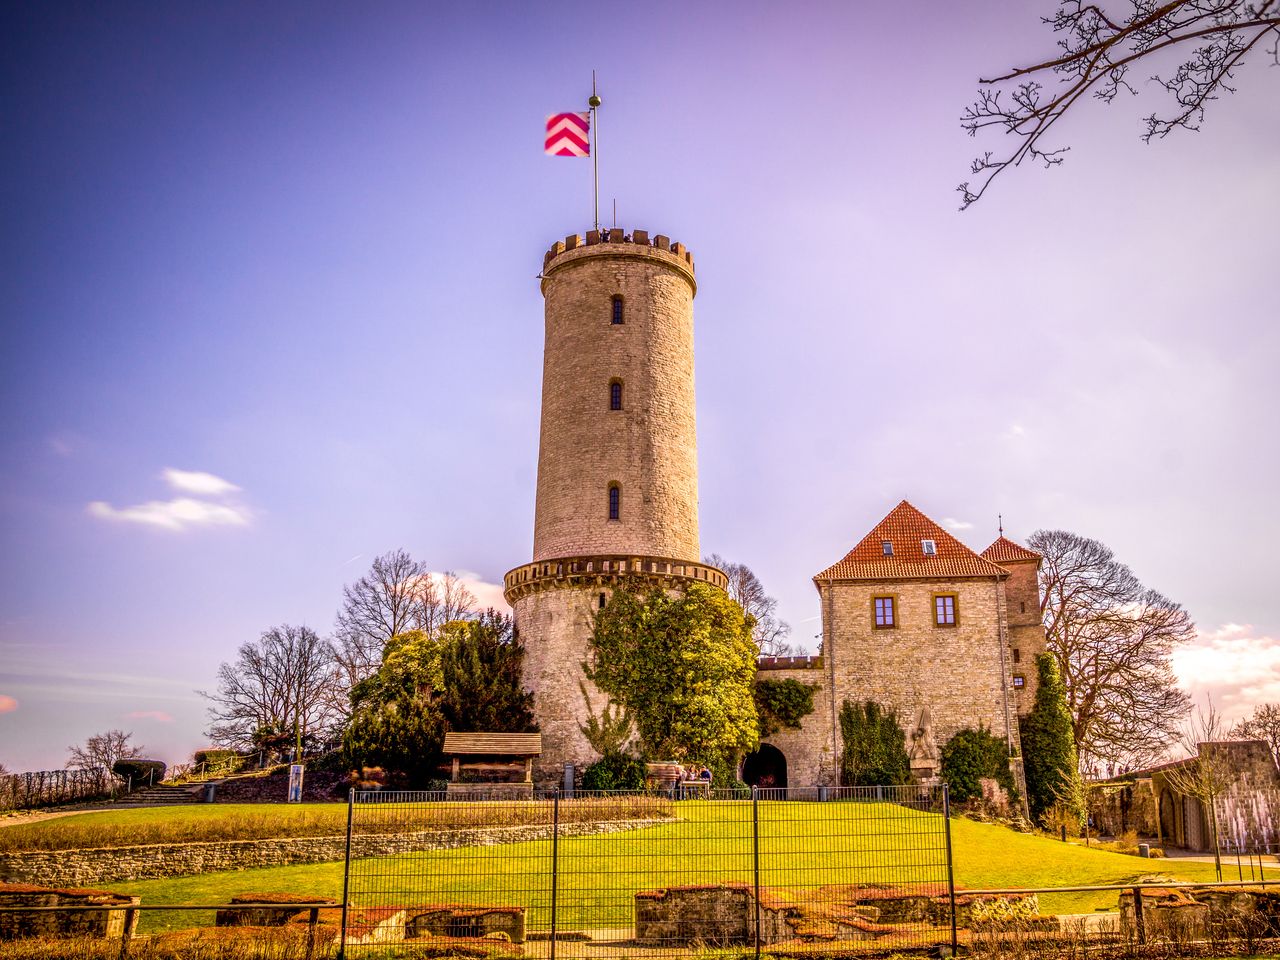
top-left (1231, 702), bottom-right (1280, 765)
top-left (1030, 529), bottom-right (1194, 769)
top-left (201, 624), bottom-right (343, 758)
top-left (332, 550), bottom-right (478, 688)
top-left (68, 730), bottom-right (141, 788)
top-left (704, 554), bottom-right (794, 656)
top-left (1162, 699), bottom-right (1231, 876)
top-left (960, 1), bottom-right (1280, 208)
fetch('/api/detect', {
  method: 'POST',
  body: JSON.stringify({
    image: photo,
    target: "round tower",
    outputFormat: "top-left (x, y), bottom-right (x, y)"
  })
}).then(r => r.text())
top-left (505, 228), bottom-right (726, 782)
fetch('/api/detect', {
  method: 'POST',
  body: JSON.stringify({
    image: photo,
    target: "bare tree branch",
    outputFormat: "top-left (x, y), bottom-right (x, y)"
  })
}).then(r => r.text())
top-left (1030, 529), bottom-right (1195, 770)
top-left (705, 554), bottom-right (794, 657)
top-left (959, 0), bottom-right (1280, 208)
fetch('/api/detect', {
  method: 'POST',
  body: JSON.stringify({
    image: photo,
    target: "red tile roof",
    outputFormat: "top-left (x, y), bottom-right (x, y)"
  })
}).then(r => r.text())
top-left (980, 536), bottom-right (1042, 565)
top-left (813, 501), bottom-right (1009, 582)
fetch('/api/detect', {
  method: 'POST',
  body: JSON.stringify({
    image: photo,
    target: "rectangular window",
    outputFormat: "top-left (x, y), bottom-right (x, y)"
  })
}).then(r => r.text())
top-left (873, 595), bottom-right (896, 628)
top-left (881, 540), bottom-right (893, 557)
top-left (933, 593), bottom-right (957, 626)
top-left (1013, 675), bottom-right (1025, 689)
top-left (1012, 648), bottom-right (1021, 663)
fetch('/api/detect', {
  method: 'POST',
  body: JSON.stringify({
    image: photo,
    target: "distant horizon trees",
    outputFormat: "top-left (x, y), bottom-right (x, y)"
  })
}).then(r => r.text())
top-left (201, 549), bottom-right (484, 758)
top-left (1030, 529), bottom-right (1196, 771)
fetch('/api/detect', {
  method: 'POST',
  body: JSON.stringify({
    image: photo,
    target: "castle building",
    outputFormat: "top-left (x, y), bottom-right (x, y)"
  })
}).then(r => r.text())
top-left (746, 502), bottom-right (1049, 789)
top-left (503, 228), bottom-right (727, 782)
top-left (505, 228), bottom-right (1050, 789)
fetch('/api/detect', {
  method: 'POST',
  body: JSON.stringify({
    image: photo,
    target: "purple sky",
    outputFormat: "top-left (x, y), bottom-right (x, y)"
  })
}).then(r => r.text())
top-left (2, 2), bottom-right (1277, 772)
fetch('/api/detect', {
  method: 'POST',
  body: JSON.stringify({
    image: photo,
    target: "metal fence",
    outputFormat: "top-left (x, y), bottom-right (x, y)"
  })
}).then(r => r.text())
top-left (339, 784), bottom-right (954, 957)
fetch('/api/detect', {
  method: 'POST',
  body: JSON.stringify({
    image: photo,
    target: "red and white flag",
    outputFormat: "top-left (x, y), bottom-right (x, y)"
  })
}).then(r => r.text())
top-left (545, 112), bottom-right (590, 157)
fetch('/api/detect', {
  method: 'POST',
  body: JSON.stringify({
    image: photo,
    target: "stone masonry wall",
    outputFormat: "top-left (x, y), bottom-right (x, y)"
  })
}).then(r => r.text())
top-left (1000, 558), bottom-right (1047, 713)
top-left (0, 819), bottom-right (664, 888)
top-left (756, 666), bottom-right (834, 787)
top-left (820, 578), bottom-right (1019, 756)
top-left (533, 237), bottom-right (700, 562)
top-left (514, 585), bottom-right (610, 782)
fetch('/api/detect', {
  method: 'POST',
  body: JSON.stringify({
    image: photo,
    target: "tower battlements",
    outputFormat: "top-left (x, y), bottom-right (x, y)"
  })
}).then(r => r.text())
top-left (543, 228), bottom-right (696, 294)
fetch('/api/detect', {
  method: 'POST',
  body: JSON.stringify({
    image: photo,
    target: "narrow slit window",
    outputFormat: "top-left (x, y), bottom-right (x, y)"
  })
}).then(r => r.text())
top-left (608, 484), bottom-right (620, 520)
top-left (611, 296), bottom-right (624, 324)
top-left (610, 381), bottom-right (622, 410)
top-left (599, 592), bottom-right (607, 609)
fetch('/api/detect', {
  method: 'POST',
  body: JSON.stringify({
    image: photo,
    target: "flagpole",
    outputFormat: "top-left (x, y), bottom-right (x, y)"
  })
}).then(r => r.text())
top-left (589, 71), bottom-right (601, 232)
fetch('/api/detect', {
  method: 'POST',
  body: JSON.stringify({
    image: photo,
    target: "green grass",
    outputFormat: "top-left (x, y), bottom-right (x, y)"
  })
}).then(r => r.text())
top-left (98, 801), bottom-right (1223, 935)
top-left (0, 797), bottom-right (665, 852)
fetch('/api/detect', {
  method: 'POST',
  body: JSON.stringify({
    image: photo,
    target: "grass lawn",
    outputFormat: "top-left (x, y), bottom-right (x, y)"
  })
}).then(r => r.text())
top-left (0, 797), bottom-right (661, 852)
top-left (99, 801), bottom-right (1224, 935)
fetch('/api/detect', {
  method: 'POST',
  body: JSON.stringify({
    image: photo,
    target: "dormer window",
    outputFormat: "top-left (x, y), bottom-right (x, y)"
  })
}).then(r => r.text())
top-left (921, 539), bottom-right (937, 556)
top-left (882, 541), bottom-right (893, 557)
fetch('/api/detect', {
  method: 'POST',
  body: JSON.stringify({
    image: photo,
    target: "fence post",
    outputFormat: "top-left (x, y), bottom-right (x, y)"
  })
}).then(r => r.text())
top-left (305, 906), bottom-right (320, 960)
top-left (550, 788), bottom-right (560, 960)
top-left (117, 907), bottom-right (136, 960)
top-left (1132, 886), bottom-right (1146, 944)
top-left (338, 788), bottom-right (354, 960)
top-left (943, 784), bottom-right (958, 954)
top-left (752, 785), bottom-right (762, 960)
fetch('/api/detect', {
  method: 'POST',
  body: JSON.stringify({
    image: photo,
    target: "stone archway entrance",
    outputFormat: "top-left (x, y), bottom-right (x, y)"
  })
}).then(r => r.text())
top-left (742, 744), bottom-right (788, 790)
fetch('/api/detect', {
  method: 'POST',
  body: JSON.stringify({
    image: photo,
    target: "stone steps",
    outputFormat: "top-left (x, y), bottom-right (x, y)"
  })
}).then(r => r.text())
top-left (122, 785), bottom-right (205, 806)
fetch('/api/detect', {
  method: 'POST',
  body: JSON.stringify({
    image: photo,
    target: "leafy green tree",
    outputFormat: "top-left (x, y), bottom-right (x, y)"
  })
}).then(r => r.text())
top-left (437, 610), bottom-right (535, 733)
top-left (1020, 652), bottom-right (1085, 826)
top-left (586, 580), bottom-right (758, 763)
top-left (838, 700), bottom-right (910, 786)
top-left (755, 678), bottom-right (817, 739)
top-left (941, 726), bottom-right (1016, 803)
top-left (341, 696), bottom-right (446, 786)
top-left (342, 630), bottom-right (447, 785)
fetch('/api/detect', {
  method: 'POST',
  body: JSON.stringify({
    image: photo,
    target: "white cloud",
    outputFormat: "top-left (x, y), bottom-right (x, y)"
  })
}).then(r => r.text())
top-left (88, 467), bottom-right (251, 532)
top-left (0, 695), bottom-right (17, 714)
top-left (1171, 623), bottom-right (1280, 723)
top-left (126, 710), bottom-right (174, 723)
top-left (88, 497), bottom-right (251, 531)
top-left (162, 468), bottom-right (240, 496)
top-left (943, 517), bottom-right (973, 531)
top-left (425, 571), bottom-right (510, 613)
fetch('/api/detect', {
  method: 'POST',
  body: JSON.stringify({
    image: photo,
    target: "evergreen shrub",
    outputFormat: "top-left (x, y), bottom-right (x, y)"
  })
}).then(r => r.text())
top-left (112, 759), bottom-right (166, 784)
top-left (838, 700), bottom-right (910, 786)
top-left (581, 752), bottom-right (647, 791)
top-left (941, 727), bottom-right (1015, 803)
top-left (1020, 652), bottom-right (1085, 827)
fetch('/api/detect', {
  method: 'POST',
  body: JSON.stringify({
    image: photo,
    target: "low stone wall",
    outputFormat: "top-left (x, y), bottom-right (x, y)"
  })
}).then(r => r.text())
top-left (0, 883), bottom-right (140, 941)
top-left (633, 883), bottom-right (1042, 946)
top-left (1120, 886), bottom-right (1280, 940)
top-left (0, 818), bottom-right (665, 887)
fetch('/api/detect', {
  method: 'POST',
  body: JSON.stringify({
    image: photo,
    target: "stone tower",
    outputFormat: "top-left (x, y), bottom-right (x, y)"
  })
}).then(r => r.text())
top-left (504, 228), bottom-right (726, 782)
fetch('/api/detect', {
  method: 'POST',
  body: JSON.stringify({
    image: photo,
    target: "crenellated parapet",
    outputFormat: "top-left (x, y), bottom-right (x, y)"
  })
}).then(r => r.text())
top-left (504, 554), bottom-right (726, 605)
top-left (541, 229), bottom-right (696, 295)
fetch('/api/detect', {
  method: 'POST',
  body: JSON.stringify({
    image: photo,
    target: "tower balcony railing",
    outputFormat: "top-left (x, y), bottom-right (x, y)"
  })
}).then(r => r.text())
top-left (503, 553), bottom-right (727, 604)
